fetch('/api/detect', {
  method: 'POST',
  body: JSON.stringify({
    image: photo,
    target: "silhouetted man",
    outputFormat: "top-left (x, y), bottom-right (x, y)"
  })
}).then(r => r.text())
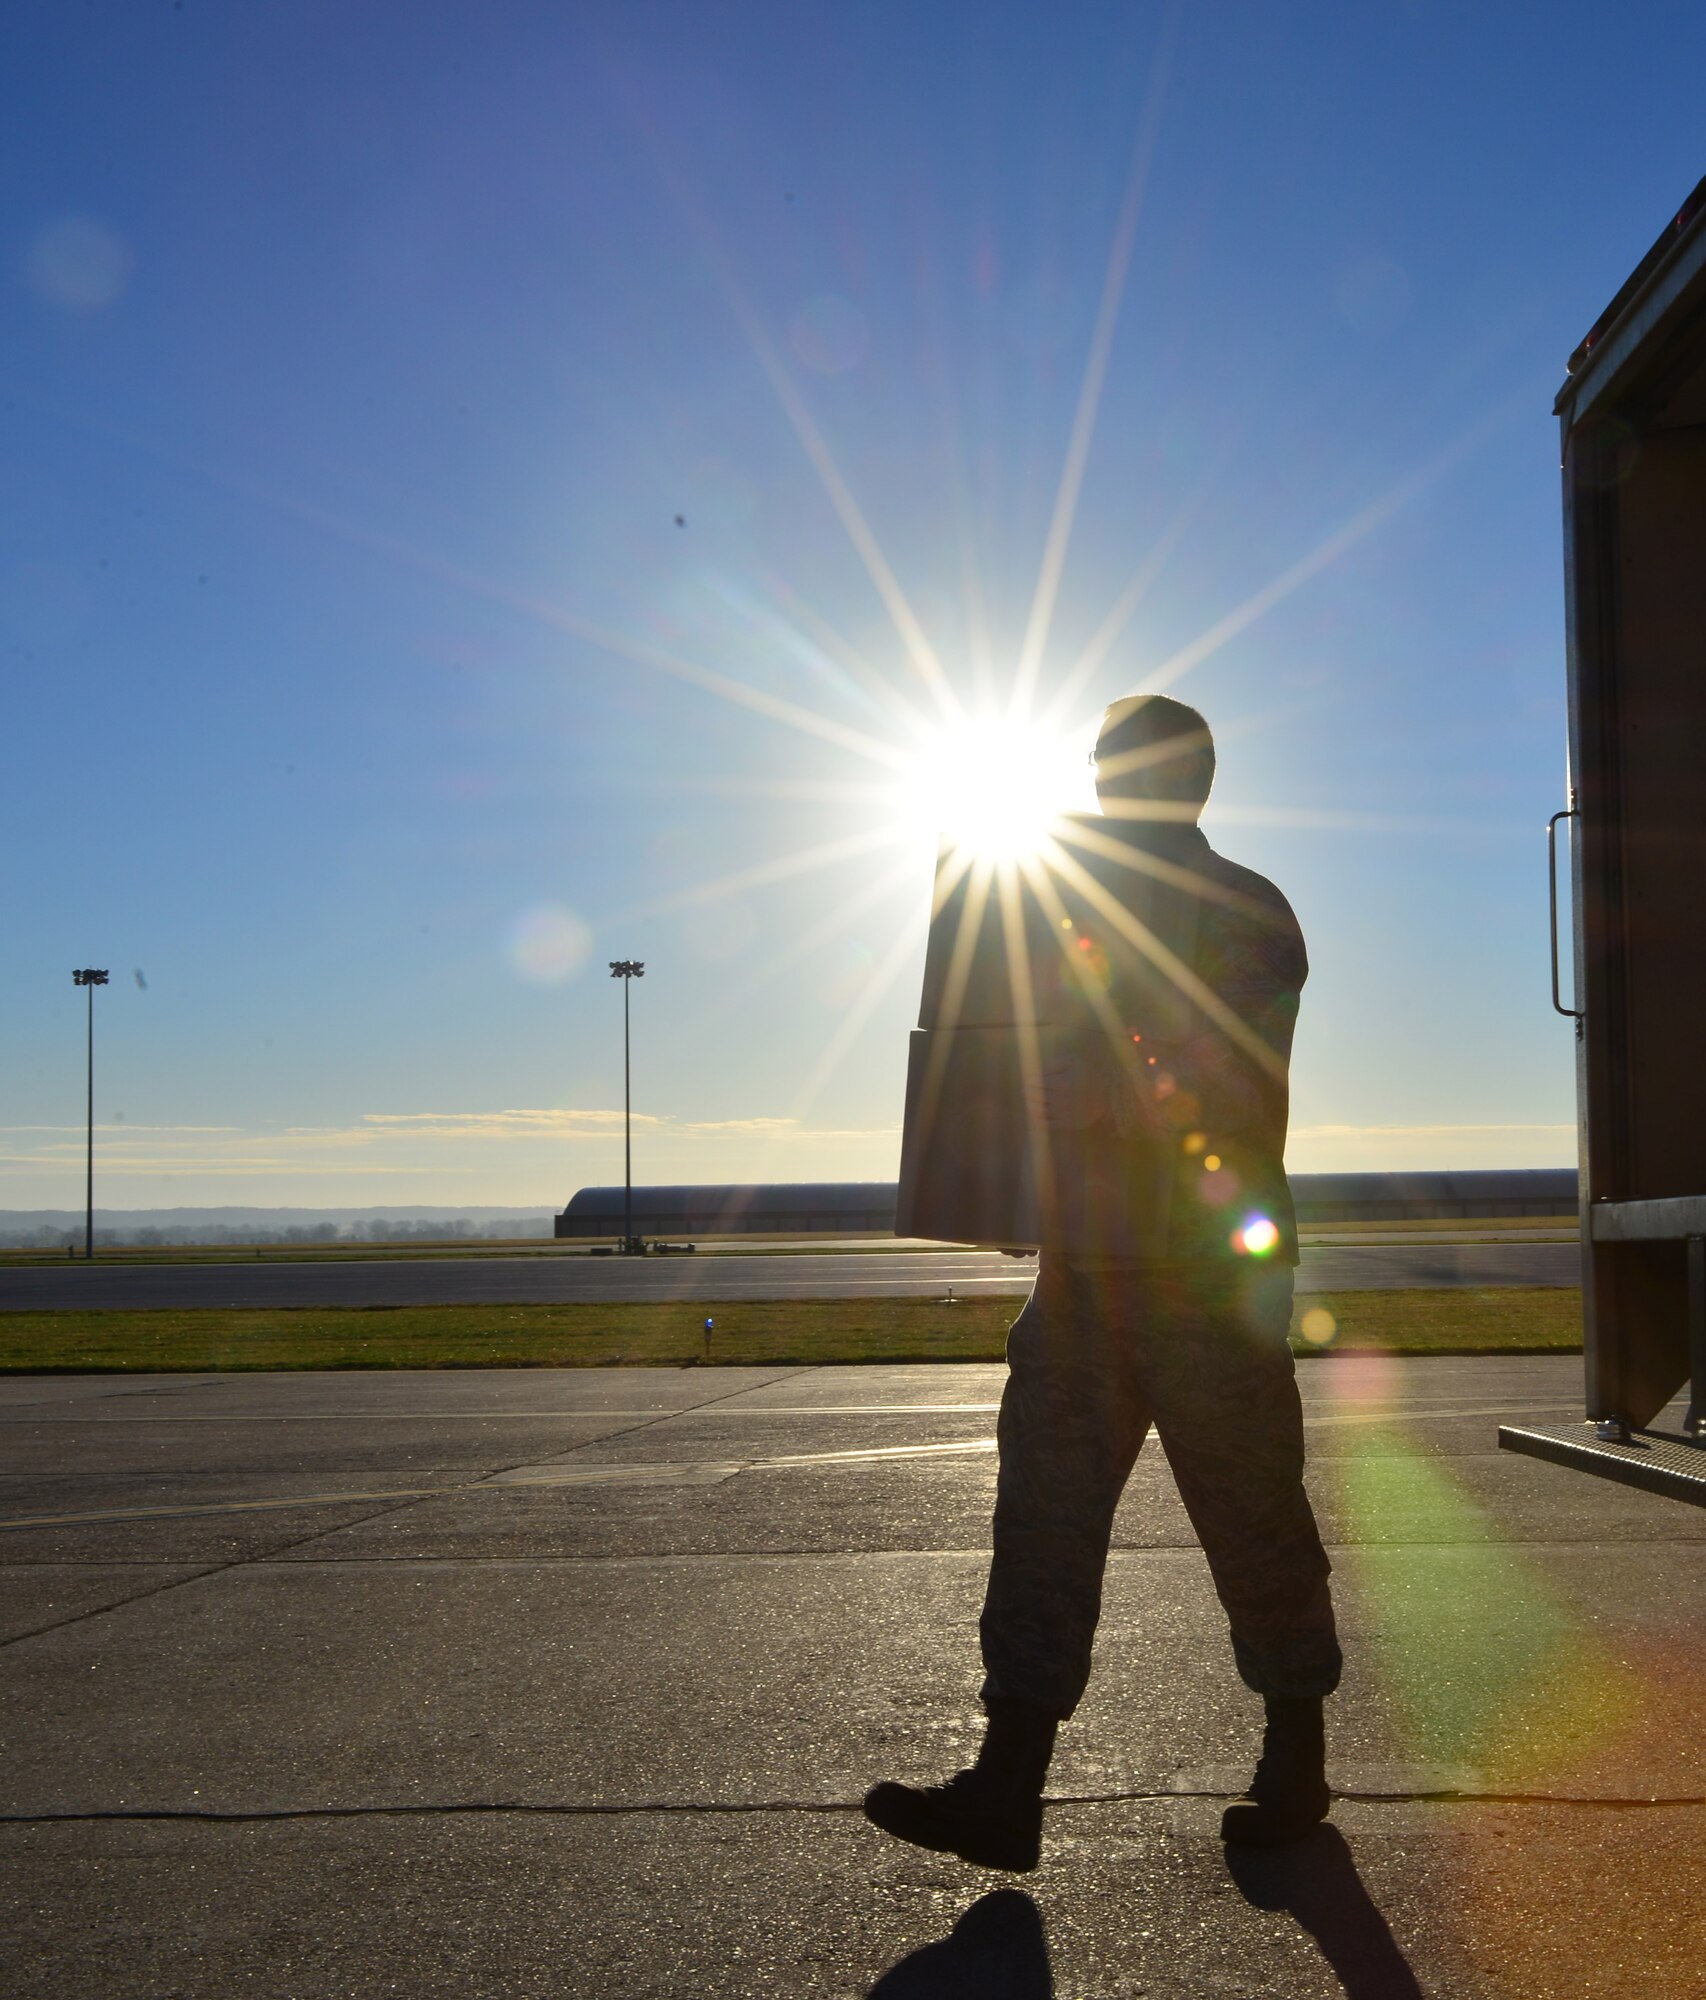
top-left (865, 694), bottom-right (1340, 1870)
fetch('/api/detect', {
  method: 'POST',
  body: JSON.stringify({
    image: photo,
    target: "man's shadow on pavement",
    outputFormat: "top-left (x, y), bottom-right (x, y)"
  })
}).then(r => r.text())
top-left (1227, 1826), bottom-right (1427, 1999)
top-left (867, 1889), bottom-right (1053, 1998)
top-left (863, 1829), bottom-right (1419, 1999)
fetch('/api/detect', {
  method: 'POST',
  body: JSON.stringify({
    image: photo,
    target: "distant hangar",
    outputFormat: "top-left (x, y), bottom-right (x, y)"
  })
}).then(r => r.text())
top-left (554, 1169), bottom-right (1576, 1239)
top-left (555, 1183), bottom-right (900, 1239)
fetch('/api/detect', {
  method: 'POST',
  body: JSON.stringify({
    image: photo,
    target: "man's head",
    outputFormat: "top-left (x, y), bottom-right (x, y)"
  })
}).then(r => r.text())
top-left (1093, 695), bottom-right (1215, 819)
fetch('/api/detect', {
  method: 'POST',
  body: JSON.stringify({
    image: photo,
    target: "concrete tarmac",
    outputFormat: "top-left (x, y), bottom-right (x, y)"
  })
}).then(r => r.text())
top-left (1, 1356), bottom-right (1700, 1997)
top-left (0, 1237), bottom-right (1580, 1312)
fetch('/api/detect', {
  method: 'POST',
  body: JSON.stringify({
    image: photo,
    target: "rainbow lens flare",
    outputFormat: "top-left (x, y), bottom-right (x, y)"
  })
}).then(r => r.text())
top-left (1233, 1214), bottom-right (1280, 1256)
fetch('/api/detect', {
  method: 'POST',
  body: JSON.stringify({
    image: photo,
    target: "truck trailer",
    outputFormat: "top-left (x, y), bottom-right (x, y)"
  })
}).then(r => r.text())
top-left (1500, 175), bottom-right (1706, 1505)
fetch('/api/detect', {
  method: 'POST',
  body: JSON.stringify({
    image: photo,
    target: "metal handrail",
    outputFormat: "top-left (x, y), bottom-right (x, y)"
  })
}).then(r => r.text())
top-left (1548, 808), bottom-right (1583, 1019)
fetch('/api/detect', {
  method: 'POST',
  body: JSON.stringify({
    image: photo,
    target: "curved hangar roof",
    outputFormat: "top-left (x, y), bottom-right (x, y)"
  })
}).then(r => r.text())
top-left (559, 1183), bottom-right (897, 1224)
top-left (557, 1171), bottom-right (1577, 1234)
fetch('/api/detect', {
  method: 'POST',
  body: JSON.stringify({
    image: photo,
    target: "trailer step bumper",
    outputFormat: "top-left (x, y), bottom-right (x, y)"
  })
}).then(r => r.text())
top-left (1499, 1421), bottom-right (1706, 1507)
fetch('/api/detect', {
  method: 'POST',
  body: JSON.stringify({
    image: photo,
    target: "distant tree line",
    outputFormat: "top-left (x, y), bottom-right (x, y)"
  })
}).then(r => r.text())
top-left (0, 1217), bottom-right (554, 1249)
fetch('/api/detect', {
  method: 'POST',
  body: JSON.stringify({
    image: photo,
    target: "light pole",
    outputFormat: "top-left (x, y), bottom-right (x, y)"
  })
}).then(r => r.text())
top-left (609, 960), bottom-right (645, 1252)
top-left (71, 969), bottom-right (109, 1259)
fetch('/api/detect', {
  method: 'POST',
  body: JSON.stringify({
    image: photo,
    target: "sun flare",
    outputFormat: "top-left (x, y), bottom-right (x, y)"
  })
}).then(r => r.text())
top-left (895, 712), bottom-right (1092, 863)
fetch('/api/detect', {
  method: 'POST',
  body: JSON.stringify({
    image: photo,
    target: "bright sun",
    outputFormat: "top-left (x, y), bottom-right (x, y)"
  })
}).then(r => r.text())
top-left (895, 712), bottom-right (1092, 863)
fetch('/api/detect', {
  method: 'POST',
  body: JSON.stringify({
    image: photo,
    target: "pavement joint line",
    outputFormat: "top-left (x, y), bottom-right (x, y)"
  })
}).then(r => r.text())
top-left (0, 1420), bottom-right (1657, 1530)
top-left (8, 1528), bottom-right (1696, 1568)
top-left (0, 1474), bottom-right (485, 1650)
top-left (0, 1400), bottom-right (1585, 1425)
top-left (0, 1488), bottom-right (461, 1530)
top-left (0, 1565), bottom-right (236, 1648)
top-left (0, 1436), bottom-right (1010, 1526)
top-left (0, 1405), bottom-right (1012, 1422)
top-left (549, 1365), bottom-right (817, 1459)
top-left (452, 1365), bottom-right (824, 1496)
top-left (141, 1533), bottom-right (1706, 1568)
top-left (0, 1369), bottom-right (823, 1530)
top-left (0, 1558), bottom-right (219, 1568)
top-left (2, 1789), bottom-right (1701, 1827)
top-left (0, 1390), bottom-right (736, 1641)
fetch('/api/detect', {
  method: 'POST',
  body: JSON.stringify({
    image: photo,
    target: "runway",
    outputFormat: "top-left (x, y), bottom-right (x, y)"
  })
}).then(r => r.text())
top-left (0, 1238), bottom-right (1580, 1311)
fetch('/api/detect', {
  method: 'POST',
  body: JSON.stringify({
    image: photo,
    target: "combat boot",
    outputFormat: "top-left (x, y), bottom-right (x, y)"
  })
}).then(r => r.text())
top-left (863, 1698), bottom-right (1058, 1872)
top-left (1220, 1693), bottom-right (1330, 1847)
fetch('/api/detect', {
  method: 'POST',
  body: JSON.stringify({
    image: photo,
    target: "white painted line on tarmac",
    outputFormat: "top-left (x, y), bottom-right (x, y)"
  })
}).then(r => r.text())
top-left (750, 1439), bottom-right (997, 1467)
top-left (702, 1404), bottom-right (1004, 1416)
top-left (1301, 1403), bottom-right (1580, 1429)
top-left (0, 1436), bottom-right (1004, 1529)
top-left (484, 1463), bottom-right (742, 1488)
top-left (0, 1393), bottom-right (1582, 1531)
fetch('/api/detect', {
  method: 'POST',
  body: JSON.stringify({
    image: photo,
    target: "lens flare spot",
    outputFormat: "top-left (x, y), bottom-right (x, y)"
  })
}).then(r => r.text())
top-left (1183, 1131), bottom-right (1206, 1155)
top-left (506, 904), bottom-right (593, 984)
top-left (1235, 1215), bottom-right (1280, 1256)
top-left (1299, 1307), bottom-right (1338, 1346)
top-left (24, 214), bottom-right (135, 309)
top-left (1204, 1153), bottom-right (1222, 1172)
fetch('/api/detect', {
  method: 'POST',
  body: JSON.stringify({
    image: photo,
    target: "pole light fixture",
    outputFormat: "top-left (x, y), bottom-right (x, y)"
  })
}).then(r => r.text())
top-left (71, 969), bottom-right (109, 1260)
top-left (609, 960), bottom-right (645, 1253)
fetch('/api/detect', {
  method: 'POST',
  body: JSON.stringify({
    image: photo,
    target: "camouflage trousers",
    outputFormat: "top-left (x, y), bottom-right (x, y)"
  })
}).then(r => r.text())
top-left (980, 1255), bottom-right (1341, 1718)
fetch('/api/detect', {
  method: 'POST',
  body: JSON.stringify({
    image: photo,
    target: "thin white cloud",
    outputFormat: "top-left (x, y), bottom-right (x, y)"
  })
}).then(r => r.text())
top-left (1, 1124), bottom-right (243, 1135)
top-left (1290, 1123), bottom-right (1572, 1138)
top-left (355, 1108), bottom-right (651, 1137)
top-left (0, 1108), bottom-right (903, 1197)
top-left (0, 1158), bottom-right (451, 1179)
top-left (683, 1115), bottom-right (796, 1133)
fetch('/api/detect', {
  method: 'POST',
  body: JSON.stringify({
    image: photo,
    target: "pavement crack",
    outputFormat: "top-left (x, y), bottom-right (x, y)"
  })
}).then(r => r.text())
top-left (1066, 1787), bottom-right (1706, 1810)
top-left (0, 1802), bottom-right (857, 1825)
top-left (5, 1789), bottom-right (1701, 1827)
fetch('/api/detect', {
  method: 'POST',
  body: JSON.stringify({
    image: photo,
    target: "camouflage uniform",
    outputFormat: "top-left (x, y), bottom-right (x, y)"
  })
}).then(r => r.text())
top-left (980, 1255), bottom-right (1339, 1715)
top-left (979, 825), bottom-right (1341, 1718)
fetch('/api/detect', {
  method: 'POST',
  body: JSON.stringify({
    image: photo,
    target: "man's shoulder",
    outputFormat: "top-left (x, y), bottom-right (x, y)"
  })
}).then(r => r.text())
top-left (1196, 841), bottom-right (1307, 978)
top-left (1198, 842), bottom-right (1300, 931)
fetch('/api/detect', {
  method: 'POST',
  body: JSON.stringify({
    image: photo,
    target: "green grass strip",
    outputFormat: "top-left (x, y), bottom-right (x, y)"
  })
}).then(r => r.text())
top-left (0, 1287), bottom-right (1580, 1373)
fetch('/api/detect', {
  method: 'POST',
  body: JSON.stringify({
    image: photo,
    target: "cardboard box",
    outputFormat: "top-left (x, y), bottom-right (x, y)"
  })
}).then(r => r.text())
top-left (895, 817), bottom-right (1200, 1254)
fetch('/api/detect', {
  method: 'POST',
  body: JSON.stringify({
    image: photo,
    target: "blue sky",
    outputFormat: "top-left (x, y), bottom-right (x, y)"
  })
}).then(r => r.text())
top-left (4, 2), bottom-right (1701, 1208)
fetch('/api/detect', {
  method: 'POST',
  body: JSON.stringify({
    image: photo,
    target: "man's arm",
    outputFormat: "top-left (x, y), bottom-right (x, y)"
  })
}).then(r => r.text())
top-left (1025, 874), bottom-right (1304, 1139)
top-left (1162, 893), bottom-right (1305, 1136)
